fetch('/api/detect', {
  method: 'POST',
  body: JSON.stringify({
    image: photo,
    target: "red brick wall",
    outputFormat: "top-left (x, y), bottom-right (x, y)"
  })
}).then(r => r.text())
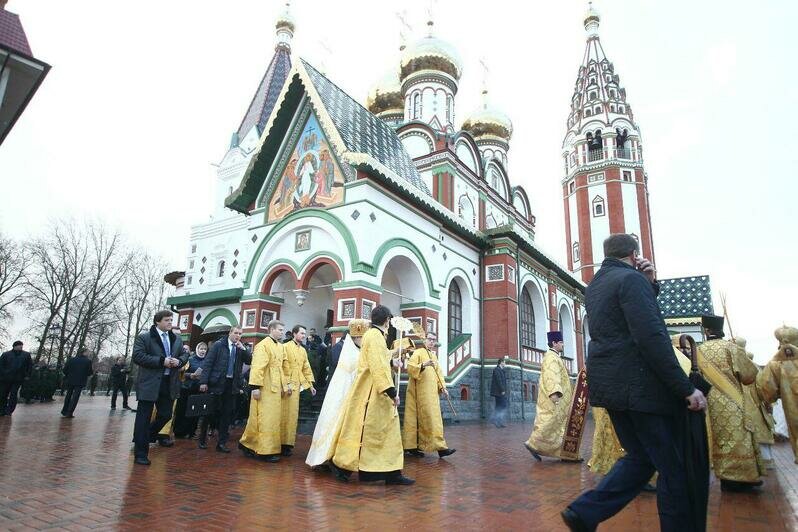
top-left (482, 254), bottom-right (518, 359)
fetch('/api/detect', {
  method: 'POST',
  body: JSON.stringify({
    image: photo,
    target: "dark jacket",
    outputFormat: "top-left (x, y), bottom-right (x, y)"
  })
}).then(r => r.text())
top-left (132, 325), bottom-right (187, 402)
top-left (0, 349), bottom-right (32, 382)
top-left (62, 354), bottom-right (94, 387)
top-left (181, 353), bottom-right (205, 391)
top-left (585, 258), bottom-right (695, 416)
top-left (110, 363), bottom-right (128, 386)
top-left (490, 364), bottom-right (507, 397)
top-left (200, 338), bottom-right (252, 395)
top-left (327, 337), bottom-right (345, 382)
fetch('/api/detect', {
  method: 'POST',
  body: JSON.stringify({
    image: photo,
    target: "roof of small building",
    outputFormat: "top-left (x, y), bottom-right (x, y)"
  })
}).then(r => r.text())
top-left (236, 46), bottom-right (292, 142)
top-left (657, 276), bottom-right (714, 319)
top-left (0, 8), bottom-right (32, 56)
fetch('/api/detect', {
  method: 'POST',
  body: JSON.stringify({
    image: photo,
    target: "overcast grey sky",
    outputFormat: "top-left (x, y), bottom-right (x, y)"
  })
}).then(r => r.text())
top-left (1, 0), bottom-right (795, 361)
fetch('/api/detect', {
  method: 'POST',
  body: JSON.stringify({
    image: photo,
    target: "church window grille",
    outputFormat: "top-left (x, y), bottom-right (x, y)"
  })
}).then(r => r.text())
top-left (589, 91), bottom-right (597, 100)
top-left (573, 242), bottom-right (580, 262)
top-left (592, 196), bottom-right (605, 217)
top-left (520, 288), bottom-right (536, 349)
top-left (486, 264), bottom-right (504, 282)
top-left (217, 260), bottom-right (226, 277)
top-left (622, 170), bottom-right (633, 182)
top-left (447, 282), bottom-right (463, 341)
top-left (244, 311), bottom-right (256, 328)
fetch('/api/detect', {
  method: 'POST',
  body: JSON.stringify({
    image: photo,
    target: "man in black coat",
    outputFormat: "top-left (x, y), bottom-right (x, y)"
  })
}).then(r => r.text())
top-left (198, 325), bottom-right (252, 452)
top-left (109, 356), bottom-right (133, 410)
top-left (490, 358), bottom-right (508, 428)
top-left (61, 348), bottom-right (94, 418)
top-left (326, 332), bottom-right (346, 387)
top-left (563, 234), bottom-right (707, 532)
top-left (0, 341), bottom-right (32, 416)
top-left (131, 310), bottom-right (187, 465)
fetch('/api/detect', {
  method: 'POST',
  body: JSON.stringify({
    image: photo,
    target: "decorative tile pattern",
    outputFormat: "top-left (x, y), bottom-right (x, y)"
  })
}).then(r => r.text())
top-left (657, 276), bottom-right (713, 318)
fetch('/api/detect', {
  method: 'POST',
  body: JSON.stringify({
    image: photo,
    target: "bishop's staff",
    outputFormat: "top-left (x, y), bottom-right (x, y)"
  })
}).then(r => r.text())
top-left (411, 323), bottom-right (458, 418)
top-left (390, 316), bottom-right (414, 417)
top-left (719, 291), bottom-right (736, 342)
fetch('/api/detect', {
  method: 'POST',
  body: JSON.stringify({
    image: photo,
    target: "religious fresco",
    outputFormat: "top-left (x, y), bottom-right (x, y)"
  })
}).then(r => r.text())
top-left (267, 113), bottom-right (344, 222)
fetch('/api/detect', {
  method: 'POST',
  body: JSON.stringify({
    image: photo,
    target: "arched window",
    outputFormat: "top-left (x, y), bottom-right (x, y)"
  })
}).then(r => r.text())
top-left (458, 195), bottom-right (475, 226)
top-left (520, 288), bottom-right (536, 348)
top-left (448, 282), bottom-right (462, 341)
top-left (573, 242), bottom-right (580, 262)
top-left (592, 196), bottom-right (605, 217)
top-left (217, 260), bottom-right (226, 277)
top-left (413, 92), bottom-right (421, 119)
top-left (447, 94), bottom-right (453, 124)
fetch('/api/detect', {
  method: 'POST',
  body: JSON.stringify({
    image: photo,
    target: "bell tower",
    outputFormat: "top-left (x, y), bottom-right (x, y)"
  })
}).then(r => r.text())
top-left (562, 3), bottom-right (655, 283)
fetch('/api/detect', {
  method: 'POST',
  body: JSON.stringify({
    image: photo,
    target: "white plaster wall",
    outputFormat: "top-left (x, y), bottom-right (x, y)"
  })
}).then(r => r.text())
top-left (588, 182), bottom-right (609, 267)
top-left (621, 181), bottom-right (642, 242)
top-left (568, 192), bottom-right (580, 268)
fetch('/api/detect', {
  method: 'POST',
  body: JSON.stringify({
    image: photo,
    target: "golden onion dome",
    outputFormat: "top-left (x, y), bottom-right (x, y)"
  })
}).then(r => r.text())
top-left (462, 90), bottom-right (513, 142)
top-left (584, 2), bottom-right (600, 32)
top-left (366, 68), bottom-right (403, 116)
top-left (400, 24), bottom-right (463, 82)
top-left (275, 2), bottom-right (295, 33)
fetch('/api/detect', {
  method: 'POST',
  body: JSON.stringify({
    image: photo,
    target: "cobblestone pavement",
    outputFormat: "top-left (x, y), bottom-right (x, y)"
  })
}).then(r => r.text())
top-left (0, 396), bottom-right (795, 531)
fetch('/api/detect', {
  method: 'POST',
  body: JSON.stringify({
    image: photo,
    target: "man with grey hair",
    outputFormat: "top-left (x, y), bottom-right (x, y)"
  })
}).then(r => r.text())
top-left (562, 234), bottom-right (707, 532)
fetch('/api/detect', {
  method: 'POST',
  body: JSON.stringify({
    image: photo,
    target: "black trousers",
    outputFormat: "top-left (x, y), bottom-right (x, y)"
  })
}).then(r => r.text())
top-left (492, 395), bottom-right (508, 426)
top-left (569, 409), bottom-right (691, 532)
top-left (110, 382), bottom-right (128, 408)
top-left (133, 378), bottom-right (174, 459)
top-left (0, 381), bottom-right (22, 414)
top-left (173, 387), bottom-right (199, 438)
top-left (199, 378), bottom-right (236, 446)
top-left (61, 386), bottom-right (83, 416)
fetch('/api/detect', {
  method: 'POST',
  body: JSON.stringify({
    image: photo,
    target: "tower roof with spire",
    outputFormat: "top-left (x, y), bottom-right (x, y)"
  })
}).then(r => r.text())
top-left (462, 88), bottom-right (513, 143)
top-left (565, 2), bottom-right (635, 136)
top-left (235, 5), bottom-right (294, 143)
top-left (0, 2), bottom-right (32, 55)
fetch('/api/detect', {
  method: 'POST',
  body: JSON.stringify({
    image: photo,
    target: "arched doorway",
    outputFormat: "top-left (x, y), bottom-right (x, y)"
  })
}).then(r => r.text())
top-left (379, 255), bottom-right (426, 315)
top-left (269, 263), bottom-right (338, 334)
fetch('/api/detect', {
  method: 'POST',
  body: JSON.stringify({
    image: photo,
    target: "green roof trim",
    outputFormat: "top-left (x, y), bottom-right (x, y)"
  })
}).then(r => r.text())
top-left (447, 333), bottom-right (472, 355)
top-left (199, 308), bottom-right (239, 329)
top-left (167, 288), bottom-right (244, 308)
top-left (400, 301), bottom-right (442, 311)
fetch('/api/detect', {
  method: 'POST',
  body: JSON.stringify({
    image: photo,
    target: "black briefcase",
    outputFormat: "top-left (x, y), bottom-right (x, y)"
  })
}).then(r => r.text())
top-left (186, 394), bottom-right (215, 418)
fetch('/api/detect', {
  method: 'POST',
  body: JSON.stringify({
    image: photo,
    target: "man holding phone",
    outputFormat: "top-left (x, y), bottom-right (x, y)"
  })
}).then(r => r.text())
top-left (199, 326), bottom-right (252, 453)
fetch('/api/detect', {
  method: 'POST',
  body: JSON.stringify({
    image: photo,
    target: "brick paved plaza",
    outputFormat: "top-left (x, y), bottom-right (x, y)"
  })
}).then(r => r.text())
top-left (0, 396), bottom-right (796, 531)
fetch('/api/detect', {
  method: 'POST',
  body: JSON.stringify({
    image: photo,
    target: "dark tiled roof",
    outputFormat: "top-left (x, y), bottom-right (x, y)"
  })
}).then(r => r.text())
top-left (0, 9), bottom-right (31, 55)
top-left (301, 59), bottom-right (431, 195)
top-left (658, 276), bottom-right (713, 319)
top-left (236, 46), bottom-right (291, 140)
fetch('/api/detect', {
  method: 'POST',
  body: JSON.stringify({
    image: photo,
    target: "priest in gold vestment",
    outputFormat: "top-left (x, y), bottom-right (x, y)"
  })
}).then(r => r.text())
top-left (734, 337), bottom-right (776, 467)
top-left (524, 331), bottom-right (580, 462)
top-left (403, 331), bottom-right (456, 459)
top-left (238, 320), bottom-right (289, 463)
top-left (698, 315), bottom-right (764, 492)
top-left (280, 325), bottom-right (316, 456)
top-left (756, 325), bottom-right (798, 464)
top-left (331, 305), bottom-right (414, 485)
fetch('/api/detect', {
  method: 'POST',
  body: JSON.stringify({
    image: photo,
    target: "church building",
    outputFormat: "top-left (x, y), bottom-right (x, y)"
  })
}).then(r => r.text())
top-left (166, 5), bottom-right (651, 421)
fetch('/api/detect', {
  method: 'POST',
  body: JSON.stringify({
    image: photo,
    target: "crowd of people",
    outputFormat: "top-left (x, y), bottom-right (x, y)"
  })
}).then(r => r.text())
top-left (1, 232), bottom-right (796, 531)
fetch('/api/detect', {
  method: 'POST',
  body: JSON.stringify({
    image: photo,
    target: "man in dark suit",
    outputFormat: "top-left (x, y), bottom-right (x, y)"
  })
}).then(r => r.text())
top-left (0, 341), bottom-right (32, 416)
top-left (562, 234), bottom-right (707, 532)
top-left (327, 332), bottom-right (346, 386)
top-left (109, 356), bottom-right (133, 410)
top-left (490, 358), bottom-right (508, 428)
top-left (61, 348), bottom-right (94, 418)
top-left (198, 325), bottom-right (252, 452)
top-left (131, 310), bottom-right (187, 465)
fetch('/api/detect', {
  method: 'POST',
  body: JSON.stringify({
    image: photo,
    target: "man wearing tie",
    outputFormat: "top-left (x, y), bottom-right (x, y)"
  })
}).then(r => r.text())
top-left (199, 325), bottom-right (252, 453)
top-left (131, 310), bottom-right (188, 465)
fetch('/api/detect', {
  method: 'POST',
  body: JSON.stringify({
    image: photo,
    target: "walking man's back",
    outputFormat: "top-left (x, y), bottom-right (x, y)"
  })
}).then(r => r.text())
top-left (562, 233), bottom-right (707, 532)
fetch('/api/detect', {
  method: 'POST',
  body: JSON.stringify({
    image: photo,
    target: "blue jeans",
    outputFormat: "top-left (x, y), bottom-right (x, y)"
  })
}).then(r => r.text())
top-left (569, 409), bottom-right (691, 532)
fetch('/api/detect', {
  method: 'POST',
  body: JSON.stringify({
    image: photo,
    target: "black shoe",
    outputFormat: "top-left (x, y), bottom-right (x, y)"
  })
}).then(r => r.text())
top-left (281, 445), bottom-right (293, 457)
top-left (158, 438), bottom-right (174, 448)
top-left (642, 483), bottom-right (657, 492)
top-left (385, 475), bottom-right (415, 486)
top-left (260, 454), bottom-right (280, 463)
top-left (110, 406), bottom-right (116, 410)
top-left (438, 449), bottom-right (456, 458)
top-left (216, 445), bottom-right (231, 453)
top-left (329, 462), bottom-right (350, 483)
top-left (721, 479), bottom-right (763, 492)
top-left (561, 457), bottom-right (584, 463)
top-left (561, 507), bottom-right (590, 532)
top-left (134, 457), bottom-right (151, 466)
top-left (198, 441), bottom-right (207, 450)
top-left (406, 449), bottom-right (425, 457)
top-left (524, 442), bottom-right (542, 461)
top-left (123, 405), bottom-right (133, 410)
top-left (62, 414), bottom-right (74, 418)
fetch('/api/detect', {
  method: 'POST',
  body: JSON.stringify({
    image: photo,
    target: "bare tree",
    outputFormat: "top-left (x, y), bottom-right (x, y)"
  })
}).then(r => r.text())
top-left (0, 234), bottom-right (27, 340)
top-left (117, 253), bottom-right (169, 360)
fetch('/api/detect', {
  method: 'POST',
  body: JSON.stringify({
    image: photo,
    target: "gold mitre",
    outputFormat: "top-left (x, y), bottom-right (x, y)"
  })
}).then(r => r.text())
top-left (348, 319), bottom-right (370, 338)
top-left (410, 322), bottom-right (425, 337)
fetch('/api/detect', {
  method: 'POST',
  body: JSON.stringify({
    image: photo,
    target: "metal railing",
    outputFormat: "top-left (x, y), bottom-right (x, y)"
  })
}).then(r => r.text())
top-left (587, 149), bottom-right (604, 162)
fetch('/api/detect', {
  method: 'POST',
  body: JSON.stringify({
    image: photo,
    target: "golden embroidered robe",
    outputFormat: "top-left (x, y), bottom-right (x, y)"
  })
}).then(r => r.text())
top-left (699, 339), bottom-right (764, 482)
top-left (526, 349), bottom-right (574, 458)
top-left (280, 340), bottom-right (315, 447)
top-left (757, 357), bottom-right (798, 463)
top-left (239, 336), bottom-right (287, 456)
top-left (402, 348), bottom-right (448, 452)
top-left (332, 327), bottom-right (403, 473)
